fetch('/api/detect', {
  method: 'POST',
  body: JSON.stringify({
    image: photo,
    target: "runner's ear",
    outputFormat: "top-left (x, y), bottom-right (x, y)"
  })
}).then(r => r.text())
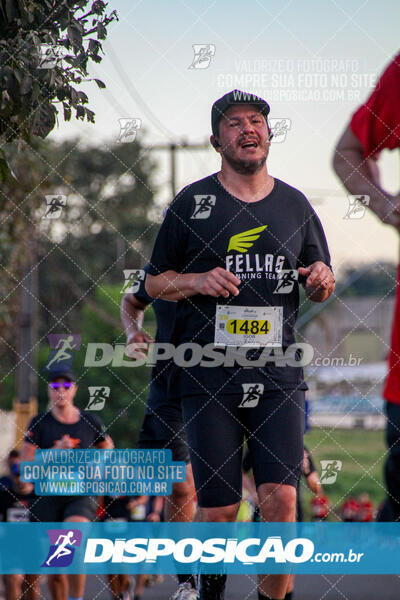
top-left (210, 135), bottom-right (221, 149)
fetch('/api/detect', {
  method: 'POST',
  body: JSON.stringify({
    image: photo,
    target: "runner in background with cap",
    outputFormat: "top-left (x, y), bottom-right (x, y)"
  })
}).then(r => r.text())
top-left (146, 90), bottom-right (334, 600)
top-left (0, 449), bottom-right (21, 492)
top-left (0, 452), bottom-right (36, 600)
top-left (20, 369), bottom-right (113, 600)
top-left (121, 272), bottom-right (197, 600)
top-left (333, 52), bottom-right (400, 521)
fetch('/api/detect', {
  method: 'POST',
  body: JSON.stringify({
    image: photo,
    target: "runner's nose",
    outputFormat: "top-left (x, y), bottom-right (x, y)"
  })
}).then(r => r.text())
top-left (241, 120), bottom-right (256, 135)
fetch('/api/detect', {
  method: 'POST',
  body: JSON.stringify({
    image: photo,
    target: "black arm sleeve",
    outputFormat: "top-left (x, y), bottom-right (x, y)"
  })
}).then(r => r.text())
top-left (133, 264), bottom-right (152, 305)
top-left (303, 446), bottom-right (316, 476)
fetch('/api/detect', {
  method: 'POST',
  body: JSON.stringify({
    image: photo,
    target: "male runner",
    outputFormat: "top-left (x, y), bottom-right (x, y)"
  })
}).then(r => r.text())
top-left (333, 52), bottom-right (400, 521)
top-left (146, 90), bottom-right (334, 600)
top-left (20, 369), bottom-right (113, 600)
top-left (100, 495), bottom-right (148, 600)
top-left (0, 454), bottom-right (36, 600)
top-left (0, 449), bottom-right (21, 491)
top-left (242, 446), bottom-right (322, 600)
top-left (121, 273), bottom-right (197, 600)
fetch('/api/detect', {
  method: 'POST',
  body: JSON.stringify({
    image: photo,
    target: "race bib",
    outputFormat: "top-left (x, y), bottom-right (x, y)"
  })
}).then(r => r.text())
top-left (214, 305), bottom-right (283, 347)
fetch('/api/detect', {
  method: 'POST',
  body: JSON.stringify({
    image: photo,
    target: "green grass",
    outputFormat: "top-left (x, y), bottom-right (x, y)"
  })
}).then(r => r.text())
top-left (301, 427), bottom-right (387, 520)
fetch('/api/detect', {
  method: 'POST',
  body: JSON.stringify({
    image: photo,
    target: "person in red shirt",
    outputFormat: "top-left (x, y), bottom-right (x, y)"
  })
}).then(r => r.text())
top-left (340, 497), bottom-right (360, 522)
top-left (310, 494), bottom-right (330, 520)
top-left (333, 52), bottom-right (400, 520)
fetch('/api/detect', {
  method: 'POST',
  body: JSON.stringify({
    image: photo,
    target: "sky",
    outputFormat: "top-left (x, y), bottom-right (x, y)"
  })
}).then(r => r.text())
top-left (50, 0), bottom-right (400, 274)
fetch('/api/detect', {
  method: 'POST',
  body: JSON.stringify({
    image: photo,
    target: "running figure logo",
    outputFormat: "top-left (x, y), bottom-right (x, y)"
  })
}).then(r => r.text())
top-left (117, 118), bottom-right (142, 143)
top-left (274, 269), bottom-right (299, 294)
top-left (188, 44), bottom-right (216, 69)
top-left (121, 269), bottom-right (145, 294)
top-left (86, 386), bottom-right (110, 410)
top-left (38, 44), bottom-right (63, 69)
top-left (320, 460), bottom-right (342, 484)
top-left (43, 195), bottom-right (67, 219)
top-left (344, 195), bottom-right (370, 219)
top-left (44, 334), bottom-right (81, 371)
top-left (239, 383), bottom-right (264, 408)
top-left (42, 529), bottom-right (82, 567)
top-left (269, 118), bottom-right (292, 143)
top-left (191, 195), bottom-right (216, 219)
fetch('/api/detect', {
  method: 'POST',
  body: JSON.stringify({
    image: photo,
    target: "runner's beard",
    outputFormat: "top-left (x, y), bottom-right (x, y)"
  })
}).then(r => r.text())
top-left (222, 145), bottom-right (269, 175)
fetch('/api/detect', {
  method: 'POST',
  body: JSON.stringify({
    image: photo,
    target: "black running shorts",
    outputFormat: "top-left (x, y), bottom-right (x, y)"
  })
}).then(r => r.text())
top-left (29, 495), bottom-right (97, 522)
top-left (182, 388), bottom-right (305, 507)
top-left (138, 413), bottom-right (190, 463)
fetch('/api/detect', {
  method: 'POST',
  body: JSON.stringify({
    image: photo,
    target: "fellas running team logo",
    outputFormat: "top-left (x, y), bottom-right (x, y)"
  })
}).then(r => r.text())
top-left (225, 226), bottom-right (291, 285)
top-left (42, 529), bottom-right (82, 567)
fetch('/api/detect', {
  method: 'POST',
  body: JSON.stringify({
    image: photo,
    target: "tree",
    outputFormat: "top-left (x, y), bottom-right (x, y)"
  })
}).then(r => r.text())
top-left (37, 137), bottom-right (158, 337)
top-left (0, 135), bottom-right (159, 405)
top-left (31, 285), bottom-right (157, 447)
top-left (0, 0), bottom-right (117, 171)
top-left (0, 139), bottom-right (53, 356)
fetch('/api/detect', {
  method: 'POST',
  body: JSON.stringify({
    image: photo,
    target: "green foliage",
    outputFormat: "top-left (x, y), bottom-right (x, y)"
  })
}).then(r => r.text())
top-left (0, 0), bottom-right (118, 146)
top-left (75, 285), bottom-right (156, 447)
top-left (26, 285), bottom-right (157, 447)
top-left (37, 137), bottom-right (158, 337)
top-left (0, 135), bottom-right (158, 391)
top-left (302, 428), bottom-right (386, 521)
top-left (0, 138), bottom-right (53, 353)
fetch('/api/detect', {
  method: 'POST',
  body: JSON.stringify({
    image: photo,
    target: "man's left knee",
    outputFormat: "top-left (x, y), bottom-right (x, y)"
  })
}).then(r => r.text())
top-left (258, 483), bottom-right (297, 518)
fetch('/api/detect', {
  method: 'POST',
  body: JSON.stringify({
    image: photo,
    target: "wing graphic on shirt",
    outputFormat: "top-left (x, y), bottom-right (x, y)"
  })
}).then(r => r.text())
top-left (227, 225), bottom-right (268, 253)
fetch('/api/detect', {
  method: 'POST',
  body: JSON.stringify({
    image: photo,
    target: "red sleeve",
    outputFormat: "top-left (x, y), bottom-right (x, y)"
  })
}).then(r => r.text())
top-left (350, 53), bottom-right (400, 158)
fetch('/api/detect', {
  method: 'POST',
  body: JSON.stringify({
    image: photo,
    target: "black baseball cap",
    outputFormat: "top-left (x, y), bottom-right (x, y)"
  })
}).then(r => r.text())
top-left (47, 369), bottom-right (76, 382)
top-left (211, 89), bottom-right (271, 136)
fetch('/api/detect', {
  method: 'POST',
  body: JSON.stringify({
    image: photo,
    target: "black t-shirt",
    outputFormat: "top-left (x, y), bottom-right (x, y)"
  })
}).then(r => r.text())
top-left (24, 410), bottom-right (107, 449)
top-left (148, 173), bottom-right (332, 397)
top-left (0, 475), bottom-right (13, 491)
top-left (134, 266), bottom-right (177, 415)
top-left (102, 496), bottom-right (132, 521)
top-left (0, 488), bottom-right (36, 522)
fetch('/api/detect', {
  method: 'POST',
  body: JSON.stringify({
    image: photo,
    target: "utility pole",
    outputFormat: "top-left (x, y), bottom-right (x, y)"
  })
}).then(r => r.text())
top-left (151, 140), bottom-right (209, 197)
top-left (14, 233), bottom-right (38, 448)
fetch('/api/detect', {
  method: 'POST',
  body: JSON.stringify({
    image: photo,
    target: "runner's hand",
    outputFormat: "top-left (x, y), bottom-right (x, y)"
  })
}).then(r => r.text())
top-left (126, 331), bottom-right (153, 360)
top-left (306, 471), bottom-right (322, 495)
top-left (54, 435), bottom-right (75, 449)
top-left (146, 512), bottom-right (161, 522)
top-left (298, 261), bottom-right (335, 301)
top-left (16, 481), bottom-right (34, 495)
top-left (127, 498), bottom-right (144, 510)
top-left (193, 267), bottom-right (241, 298)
